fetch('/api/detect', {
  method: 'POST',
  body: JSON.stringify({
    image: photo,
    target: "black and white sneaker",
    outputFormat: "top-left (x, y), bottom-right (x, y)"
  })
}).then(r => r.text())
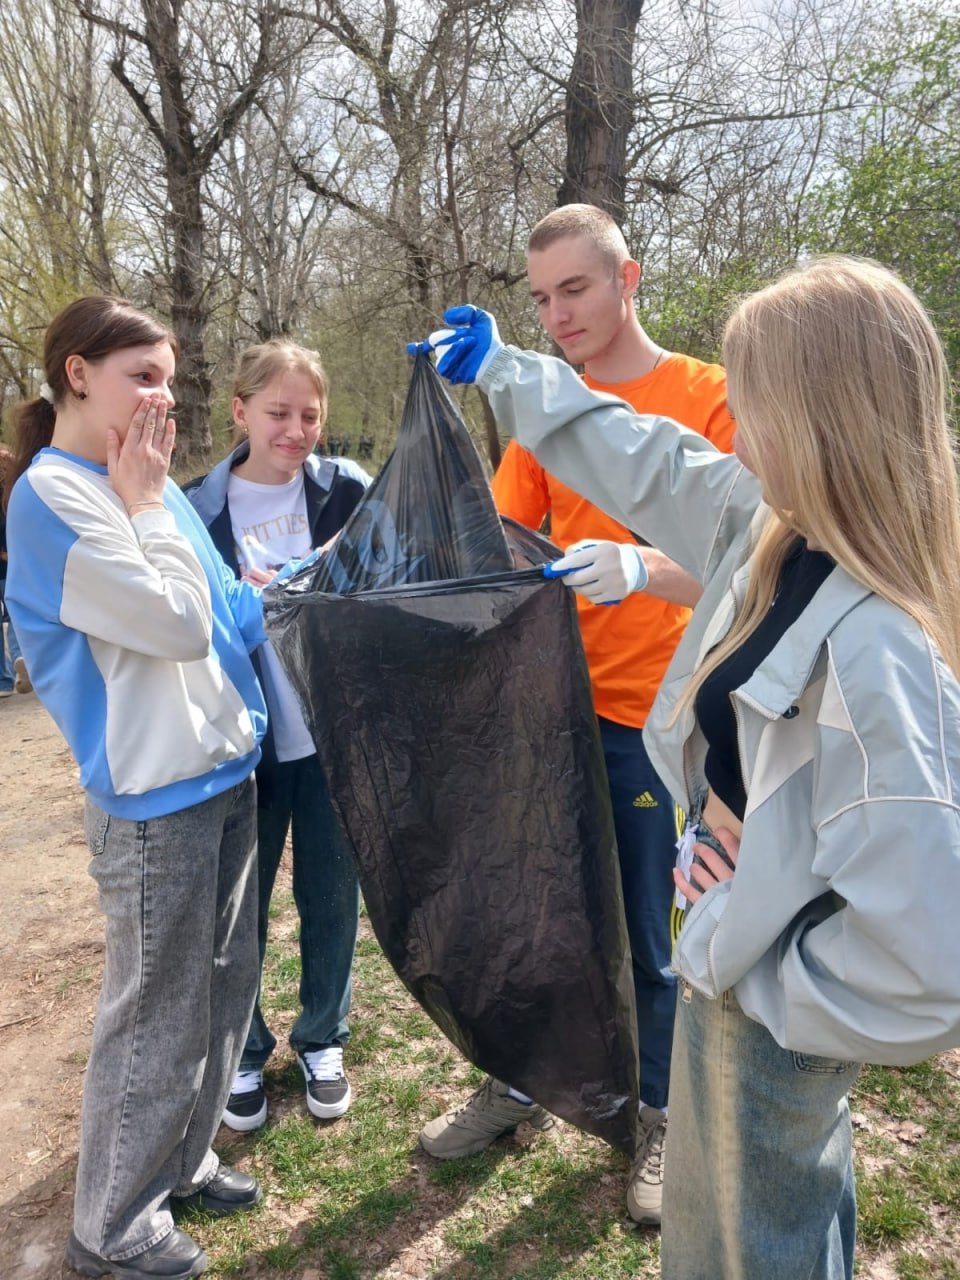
top-left (297, 1046), bottom-right (352, 1119)
top-left (222, 1068), bottom-right (267, 1132)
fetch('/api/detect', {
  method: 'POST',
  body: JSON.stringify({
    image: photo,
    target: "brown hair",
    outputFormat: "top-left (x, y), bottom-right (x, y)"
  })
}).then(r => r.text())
top-left (7, 296), bottom-right (176, 498)
top-left (0, 442), bottom-right (12, 507)
top-left (527, 204), bottom-right (630, 274)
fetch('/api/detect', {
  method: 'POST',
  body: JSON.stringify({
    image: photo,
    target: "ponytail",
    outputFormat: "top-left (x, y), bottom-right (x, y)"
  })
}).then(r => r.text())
top-left (5, 397), bottom-right (57, 505)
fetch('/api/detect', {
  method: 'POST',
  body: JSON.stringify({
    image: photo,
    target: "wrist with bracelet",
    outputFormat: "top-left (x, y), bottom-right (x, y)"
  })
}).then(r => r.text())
top-left (127, 500), bottom-right (165, 514)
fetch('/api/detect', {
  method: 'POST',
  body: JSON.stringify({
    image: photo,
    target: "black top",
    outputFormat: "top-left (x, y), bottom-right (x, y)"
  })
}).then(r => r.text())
top-left (694, 539), bottom-right (835, 819)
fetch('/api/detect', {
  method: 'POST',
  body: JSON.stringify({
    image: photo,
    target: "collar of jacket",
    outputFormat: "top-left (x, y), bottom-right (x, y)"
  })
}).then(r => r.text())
top-left (186, 440), bottom-right (341, 525)
top-left (734, 563), bottom-right (873, 720)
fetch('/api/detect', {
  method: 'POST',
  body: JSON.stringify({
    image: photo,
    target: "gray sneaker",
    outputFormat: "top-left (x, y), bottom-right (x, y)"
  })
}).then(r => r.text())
top-left (419, 1077), bottom-right (556, 1159)
top-left (626, 1105), bottom-right (667, 1225)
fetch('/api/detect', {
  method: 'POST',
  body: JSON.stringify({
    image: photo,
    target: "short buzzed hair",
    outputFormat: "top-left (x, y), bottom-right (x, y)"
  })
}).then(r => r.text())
top-left (527, 204), bottom-right (630, 273)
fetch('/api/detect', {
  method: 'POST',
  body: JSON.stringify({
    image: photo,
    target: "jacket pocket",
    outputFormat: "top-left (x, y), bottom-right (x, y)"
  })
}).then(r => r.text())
top-left (670, 881), bottom-right (731, 999)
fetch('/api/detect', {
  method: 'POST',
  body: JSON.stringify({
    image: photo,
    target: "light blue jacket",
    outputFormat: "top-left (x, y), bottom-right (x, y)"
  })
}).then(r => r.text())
top-left (479, 345), bottom-right (960, 1067)
top-left (6, 448), bottom-right (267, 819)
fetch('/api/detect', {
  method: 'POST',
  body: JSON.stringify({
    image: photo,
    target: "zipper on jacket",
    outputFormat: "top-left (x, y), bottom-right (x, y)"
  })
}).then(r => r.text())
top-left (706, 922), bottom-right (721, 998)
top-left (731, 695), bottom-right (750, 809)
top-left (672, 901), bottom-right (725, 1003)
top-left (676, 570), bottom-right (747, 1007)
top-left (683, 571), bottom-right (748, 805)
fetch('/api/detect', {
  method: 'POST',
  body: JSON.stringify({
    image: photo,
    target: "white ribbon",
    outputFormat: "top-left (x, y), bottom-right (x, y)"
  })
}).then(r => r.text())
top-left (674, 822), bottom-right (698, 911)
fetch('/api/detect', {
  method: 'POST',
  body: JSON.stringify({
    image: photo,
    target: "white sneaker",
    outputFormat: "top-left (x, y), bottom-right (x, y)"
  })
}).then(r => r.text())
top-left (222, 1068), bottom-right (267, 1132)
top-left (297, 1046), bottom-right (352, 1119)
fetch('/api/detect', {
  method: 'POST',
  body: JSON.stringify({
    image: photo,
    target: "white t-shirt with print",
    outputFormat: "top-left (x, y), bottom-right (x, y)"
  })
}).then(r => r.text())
top-left (227, 470), bottom-right (315, 762)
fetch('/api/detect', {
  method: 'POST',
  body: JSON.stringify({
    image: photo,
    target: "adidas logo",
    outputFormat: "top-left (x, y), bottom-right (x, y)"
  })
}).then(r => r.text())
top-left (633, 791), bottom-right (659, 809)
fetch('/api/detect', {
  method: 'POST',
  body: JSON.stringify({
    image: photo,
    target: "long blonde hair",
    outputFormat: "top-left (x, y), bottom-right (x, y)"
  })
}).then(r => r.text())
top-left (683, 256), bottom-right (960, 706)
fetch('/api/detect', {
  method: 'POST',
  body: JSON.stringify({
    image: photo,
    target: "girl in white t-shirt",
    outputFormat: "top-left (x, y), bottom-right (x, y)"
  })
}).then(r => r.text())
top-left (185, 340), bottom-right (372, 1130)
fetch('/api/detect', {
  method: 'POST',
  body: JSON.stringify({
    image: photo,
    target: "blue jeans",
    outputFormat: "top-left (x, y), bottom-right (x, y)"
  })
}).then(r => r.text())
top-left (7, 611), bottom-right (22, 664)
top-left (75, 779), bottom-right (259, 1261)
top-left (0, 579), bottom-right (13, 690)
top-left (241, 752), bottom-right (359, 1069)
top-left (599, 717), bottom-right (680, 1110)
top-left (662, 985), bottom-right (860, 1280)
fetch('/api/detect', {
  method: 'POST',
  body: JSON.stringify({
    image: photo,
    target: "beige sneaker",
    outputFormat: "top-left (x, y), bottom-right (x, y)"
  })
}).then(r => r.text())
top-left (14, 657), bottom-right (31, 694)
top-left (626, 1105), bottom-right (667, 1225)
top-left (419, 1077), bottom-right (555, 1159)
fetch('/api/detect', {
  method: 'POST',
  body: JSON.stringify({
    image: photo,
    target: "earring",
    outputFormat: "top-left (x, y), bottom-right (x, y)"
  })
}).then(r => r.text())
top-left (73, 388), bottom-right (87, 401)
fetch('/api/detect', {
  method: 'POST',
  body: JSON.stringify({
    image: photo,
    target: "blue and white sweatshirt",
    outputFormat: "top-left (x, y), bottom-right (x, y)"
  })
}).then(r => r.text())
top-left (5, 447), bottom-right (268, 819)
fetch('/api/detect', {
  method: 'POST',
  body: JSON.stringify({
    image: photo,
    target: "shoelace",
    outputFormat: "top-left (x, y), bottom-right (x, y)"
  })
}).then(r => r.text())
top-left (440, 1078), bottom-right (491, 1121)
top-left (452, 1077), bottom-right (496, 1115)
top-left (231, 1069), bottom-right (263, 1097)
top-left (633, 1118), bottom-right (666, 1184)
top-left (302, 1045), bottom-right (344, 1080)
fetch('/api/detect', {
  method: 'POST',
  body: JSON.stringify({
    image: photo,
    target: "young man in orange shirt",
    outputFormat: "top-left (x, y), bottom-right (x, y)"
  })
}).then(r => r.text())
top-left (418, 204), bottom-right (735, 1225)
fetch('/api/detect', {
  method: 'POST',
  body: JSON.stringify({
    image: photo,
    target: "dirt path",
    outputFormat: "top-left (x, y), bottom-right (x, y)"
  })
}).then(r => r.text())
top-left (0, 689), bottom-right (101, 1279)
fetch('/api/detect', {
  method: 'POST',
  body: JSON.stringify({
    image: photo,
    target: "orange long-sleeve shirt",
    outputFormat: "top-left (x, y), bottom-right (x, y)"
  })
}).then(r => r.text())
top-left (492, 353), bottom-right (735, 729)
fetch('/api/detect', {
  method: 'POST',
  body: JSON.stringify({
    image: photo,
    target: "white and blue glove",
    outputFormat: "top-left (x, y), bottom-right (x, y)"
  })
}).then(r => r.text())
top-left (545, 539), bottom-right (649, 605)
top-left (407, 305), bottom-right (503, 384)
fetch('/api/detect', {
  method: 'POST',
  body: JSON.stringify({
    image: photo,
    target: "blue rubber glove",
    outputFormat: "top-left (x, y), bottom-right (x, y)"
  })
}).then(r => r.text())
top-left (544, 540), bottom-right (649, 605)
top-left (406, 305), bottom-right (503, 384)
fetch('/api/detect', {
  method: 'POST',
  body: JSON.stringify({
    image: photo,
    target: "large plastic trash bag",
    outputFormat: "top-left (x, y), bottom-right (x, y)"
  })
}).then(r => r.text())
top-left (266, 354), bottom-right (640, 1154)
top-left (305, 355), bottom-right (514, 593)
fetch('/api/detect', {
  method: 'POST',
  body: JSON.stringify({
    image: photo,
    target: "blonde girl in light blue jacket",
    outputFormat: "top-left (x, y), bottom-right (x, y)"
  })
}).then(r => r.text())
top-left (423, 257), bottom-right (960, 1280)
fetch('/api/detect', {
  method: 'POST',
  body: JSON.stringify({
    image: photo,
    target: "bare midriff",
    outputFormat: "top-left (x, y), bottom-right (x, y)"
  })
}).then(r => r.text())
top-left (701, 787), bottom-right (744, 843)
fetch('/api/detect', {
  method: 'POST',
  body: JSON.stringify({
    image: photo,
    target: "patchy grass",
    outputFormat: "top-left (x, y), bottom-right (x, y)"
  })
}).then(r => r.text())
top-left (191, 867), bottom-right (960, 1279)
top-left (849, 1058), bottom-right (960, 1276)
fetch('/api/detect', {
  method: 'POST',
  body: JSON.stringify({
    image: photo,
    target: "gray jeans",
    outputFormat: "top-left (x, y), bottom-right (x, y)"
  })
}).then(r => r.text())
top-left (75, 778), bottom-right (258, 1261)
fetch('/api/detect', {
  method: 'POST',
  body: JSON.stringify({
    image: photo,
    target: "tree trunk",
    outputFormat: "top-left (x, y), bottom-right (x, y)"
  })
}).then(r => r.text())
top-left (558, 0), bottom-right (644, 224)
top-left (168, 169), bottom-right (212, 468)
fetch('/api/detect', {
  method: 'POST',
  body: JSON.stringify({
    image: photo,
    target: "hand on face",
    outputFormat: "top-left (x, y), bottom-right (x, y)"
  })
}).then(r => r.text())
top-left (107, 395), bottom-right (175, 514)
top-left (672, 826), bottom-right (739, 905)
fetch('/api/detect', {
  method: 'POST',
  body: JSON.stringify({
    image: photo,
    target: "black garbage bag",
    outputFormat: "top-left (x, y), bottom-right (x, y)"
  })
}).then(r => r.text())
top-left (305, 354), bottom-right (514, 592)
top-left (266, 355), bottom-right (639, 1154)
